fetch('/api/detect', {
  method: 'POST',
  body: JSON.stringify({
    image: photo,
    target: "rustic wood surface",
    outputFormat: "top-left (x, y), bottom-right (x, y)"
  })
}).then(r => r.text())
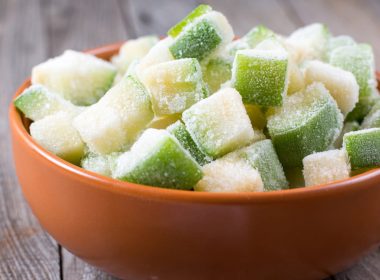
top-left (0, 0), bottom-right (379, 279)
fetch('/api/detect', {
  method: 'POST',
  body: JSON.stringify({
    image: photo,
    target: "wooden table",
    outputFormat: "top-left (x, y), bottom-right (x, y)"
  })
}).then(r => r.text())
top-left (1, 0), bottom-right (380, 279)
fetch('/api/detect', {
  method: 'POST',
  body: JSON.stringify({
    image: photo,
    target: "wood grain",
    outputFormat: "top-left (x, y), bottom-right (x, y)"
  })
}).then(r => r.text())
top-left (1, 0), bottom-right (380, 279)
top-left (204, 0), bottom-right (298, 36)
top-left (0, 0), bottom-right (60, 279)
top-left (126, 0), bottom-right (199, 36)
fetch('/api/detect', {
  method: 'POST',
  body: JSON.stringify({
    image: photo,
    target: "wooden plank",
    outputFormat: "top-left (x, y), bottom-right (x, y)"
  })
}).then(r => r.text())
top-left (61, 250), bottom-right (117, 280)
top-left (125, 0), bottom-right (199, 36)
top-left (0, 0), bottom-right (60, 279)
top-left (39, 0), bottom-right (128, 278)
top-left (204, 0), bottom-right (298, 36)
top-left (41, 0), bottom-right (128, 56)
top-left (333, 248), bottom-right (380, 280)
top-left (286, 0), bottom-right (380, 68)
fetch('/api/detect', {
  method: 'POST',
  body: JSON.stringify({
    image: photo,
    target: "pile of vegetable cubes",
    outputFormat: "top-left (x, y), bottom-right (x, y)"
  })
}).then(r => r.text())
top-left (15, 5), bottom-right (380, 192)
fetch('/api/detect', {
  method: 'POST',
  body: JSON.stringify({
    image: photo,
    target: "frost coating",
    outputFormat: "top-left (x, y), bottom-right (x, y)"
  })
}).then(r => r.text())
top-left (334, 121), bottom-right (360, 148)
top-left (231, 49), bottom-right (289, 106)
top-left (325, 35), bottom-right (356, 60)
top-left (14, 84), bottom-right (81, 121)
top-left (361, 99), bottom-right (380, 129)
top-left (267, 82), bottom-right (343, 167)
top-left (201, 56), bottom-right (232, 94)
top-left (32, 50), bottom-right (116, 106)
top-left (304, 60), bottom-right (359, 116)
top-left (81, 153), bottom-right (119, 177)
top-left (30, 112), bottom-right (85, 165)
top-left (227, 25), bottom-right (275, 57)
top-left (111, 36), bottom-right (159, 75)
top-left (329, 44), bottom-right (377, 121)
top-left (182, 87), bottom-right (254, 158)
top-left (167, 121), bottom-right (211, 166)
top-left (169, 11), bottom-right (234, 61)
top-left (141, 58), bottom-right (207, 116)
top-left (195, 156), bottom-right (263, 192)
top-left (303, 149), bottom-right (350, 186)
top-left (73, 75), bottom-right (154, 155)
top-left (135, 38), bottom-right (175, 78)
top-left (113, 129), bottom-right (203, 189)
top-left (241, 139), bottom-right (288, 191)
top-left (343, 128), bottom-right (380, 169)
top-left (286, 23), bottom-right (330, 63)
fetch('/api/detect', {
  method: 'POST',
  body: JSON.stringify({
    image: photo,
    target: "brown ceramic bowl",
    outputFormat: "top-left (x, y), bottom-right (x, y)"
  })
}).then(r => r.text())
top-left (9, 43), bottom-right (380, 280)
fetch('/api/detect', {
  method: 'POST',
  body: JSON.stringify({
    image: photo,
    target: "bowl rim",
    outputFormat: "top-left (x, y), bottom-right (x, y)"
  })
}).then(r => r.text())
top-left (9, 42), bottom-right (380, 204)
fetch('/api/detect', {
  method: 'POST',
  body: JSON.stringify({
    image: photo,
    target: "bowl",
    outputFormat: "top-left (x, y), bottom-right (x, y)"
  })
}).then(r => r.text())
top-left (9, 43), bottom-right (380, 280)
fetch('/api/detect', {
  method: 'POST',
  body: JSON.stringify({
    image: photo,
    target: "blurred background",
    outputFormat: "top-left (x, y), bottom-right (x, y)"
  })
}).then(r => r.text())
top-left (1, 0), bottom-right (380, 279)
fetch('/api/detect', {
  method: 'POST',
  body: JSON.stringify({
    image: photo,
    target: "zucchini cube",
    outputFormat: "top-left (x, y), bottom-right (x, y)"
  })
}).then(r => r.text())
top-left (182, 87), bottom-right (254, 159)
top-left (167, 120), bottom-right (210, 166)
top-left (32, 50), bottom-right (116, 106)
top-left (169, 11), bottom-right (234, 61)
top-left (241, 139), bottom-right (288, 191)
top-left (343, 128), bottom-right (380, 169)
top-left (113, 129), bottom-right (203, 190)
top-left (329, 44), bottom-right (377, 121)
top-left (30, 112), bottom-right (85, 165)
top-left (286, 23), bottom-right (330, 63)
top-left (304, 60), bottom-right (359, 116)
top-left (232, 49), bottom-right (288, 106)
top-left (194, 155), bottom-right (263, 193)
top-left (14, 84), bottom-right (80, 121)
top-left (73, 75), bottom-right (153, 155)
top-left (302, 149), bottom-right (351, 186)
top-left (111, 36), bottom-right (159, 75)
top-left (267, 82), bottom-right (343, 168)
top-left (141, 58), bottom-right (208, 116)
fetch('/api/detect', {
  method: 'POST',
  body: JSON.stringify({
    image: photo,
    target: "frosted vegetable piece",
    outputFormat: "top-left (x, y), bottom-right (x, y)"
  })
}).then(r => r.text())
top-left (286, 23), bottom-right (330, 62)
top-left (325, 35), bottom-right (356, 60)
top-left (167, 121), bottom-right (210, 165)
top-left (113, 129), bottom-right (203, 190)
top-left (194, 156), bottom-right (263, 193)
top-left (254, 37), bottom-right (304, 95)
top-left (245, 105), bottom-right (267, 130)
top-left (227, 25), bottom-right (275, 56)
top-left (361, 99), bottom-right (380, 129)
top-left (302, 149), bottom-right (350, 186)
top-left (147, 114), bottom-right (181, 129)
top-left (111, 36), bottom-right (158, 75)
top-left (81, 153), bottom-right (119, 177)
top-left (304, 60), bottom-right (359, 116)
top-left (141, 58), bottom-right (208, 116)
top-left (232, 49), bottom-right (288, 106)
top-left (287, 57), bottom-right (305, 94)
top-left (343, 128), bottom-right (380, 169)
top-left (30, 112), bottom-right (85, 165)
top-left (32, 50), bottom-right (116, 106)
top-left (73, 75), bottom-right (153, 154)
top-left (169, 11), bottom-right (234, 61)
top-left (135, 38), bottom-right (174, 78)
top-left (202, 57), bottom-right (232, 94)
top-left (329, 44), bottom-right (377, 121)
top-left (334, 121), bottom-right (360, 148)
top-left (168, 4), bottom-right (212, 38)
top-left (13, 84), bottom-right (80, 121)
top-left (267, 82), bottom-right (343, 168)
top-left (182, 87), bottom-right (254, 158)
top-left (241, 139), bottom-right (288, 191)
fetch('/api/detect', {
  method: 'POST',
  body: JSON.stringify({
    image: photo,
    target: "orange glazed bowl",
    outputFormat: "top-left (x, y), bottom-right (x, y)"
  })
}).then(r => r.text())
top-left (9, 43), bottom-right (380, 280)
